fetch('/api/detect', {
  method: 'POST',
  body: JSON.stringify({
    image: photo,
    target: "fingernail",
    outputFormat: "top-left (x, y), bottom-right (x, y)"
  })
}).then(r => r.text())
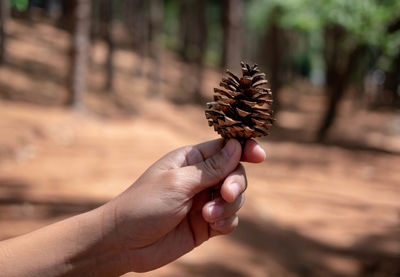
top-left (222, 140), bottom-right (236, 158)
top-left (228, 183), bottom-right (241, 199)
top-left (208, 204), bottom-right (223, 220)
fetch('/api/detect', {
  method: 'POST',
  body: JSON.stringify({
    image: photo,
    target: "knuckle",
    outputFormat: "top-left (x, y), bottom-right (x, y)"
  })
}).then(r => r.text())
top-left (185, 147), bottom-right (204, 165)
top-left (163, 169), bottom-right (179, 183)
top-left (160, 169), bottom-right (190, 199)
top-left (161, 170), bottom-right (183, 192)
top-left (180, 145), bottom-right (193, 153)
top-left (203, 157), bottom-right (225, 179)
top-left (177, 145), bottom-right (193, 158)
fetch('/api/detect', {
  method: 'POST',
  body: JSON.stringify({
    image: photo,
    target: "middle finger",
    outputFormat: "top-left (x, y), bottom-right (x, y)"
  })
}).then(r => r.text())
top-left (202, 194), bottom-right (245, 223)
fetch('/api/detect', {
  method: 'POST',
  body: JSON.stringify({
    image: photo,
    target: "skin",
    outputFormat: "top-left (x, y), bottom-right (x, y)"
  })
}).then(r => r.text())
top-left (0, 139), bottom-right (266, 277)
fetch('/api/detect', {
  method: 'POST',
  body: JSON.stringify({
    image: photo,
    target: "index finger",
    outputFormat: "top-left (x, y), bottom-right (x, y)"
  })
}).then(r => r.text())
top-left (153, 138), bottom-right (264, 171)
top-left (188, 138), bottom-right (265, 165)
top-left (152, 139), bottom-right (225, 170)
top-left (241, 139), bottom-right (266, 163)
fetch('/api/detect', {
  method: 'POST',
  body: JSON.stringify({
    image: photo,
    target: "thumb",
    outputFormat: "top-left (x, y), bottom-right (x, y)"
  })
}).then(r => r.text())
top-left (173, 139), bottom-right (242, 196)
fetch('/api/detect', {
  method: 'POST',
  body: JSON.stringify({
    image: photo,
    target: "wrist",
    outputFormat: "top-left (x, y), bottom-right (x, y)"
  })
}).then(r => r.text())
top-left (0, 204), bottom-right (130, 277)
top-left (68, 204), bottom-right (130, 276)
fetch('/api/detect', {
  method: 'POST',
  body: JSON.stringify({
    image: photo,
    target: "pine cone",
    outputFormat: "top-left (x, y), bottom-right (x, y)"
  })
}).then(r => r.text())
top-left (205, 62), bottom-right (274, 140)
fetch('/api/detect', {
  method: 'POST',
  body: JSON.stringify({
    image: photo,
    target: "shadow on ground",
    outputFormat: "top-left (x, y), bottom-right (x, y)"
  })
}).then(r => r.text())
top-left (231, 218), bottom-right (400, 277)
top-left (179, 262), bottom-right (248, 277)
top-left (267, 125), bottom-right (399, 155)
top-left (0, 178), bottom-right (107, 220)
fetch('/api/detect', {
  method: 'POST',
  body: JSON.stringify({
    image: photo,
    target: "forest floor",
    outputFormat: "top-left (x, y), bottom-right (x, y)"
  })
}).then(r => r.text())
top-left (0, 20), bottom-right (400, 277)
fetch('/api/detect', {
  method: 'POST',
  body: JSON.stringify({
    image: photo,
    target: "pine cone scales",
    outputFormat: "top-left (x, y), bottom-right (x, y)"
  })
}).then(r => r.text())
top-left (205, 62), bottom-right (274, 139)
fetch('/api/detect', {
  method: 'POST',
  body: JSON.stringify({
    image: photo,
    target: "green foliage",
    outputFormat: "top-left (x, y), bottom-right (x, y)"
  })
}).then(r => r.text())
top-left (248, 0), bottom-right (400, 42)
top-left (246, 0), bottom-right (400, 75)
top-left (10, 0), bottom-right (29, 11)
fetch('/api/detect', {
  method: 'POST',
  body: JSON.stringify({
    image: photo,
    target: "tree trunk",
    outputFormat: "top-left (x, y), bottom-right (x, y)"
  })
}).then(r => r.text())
top-left (132, 0), bottom-right (149, 77)
top-left (317, 77), bottom-right (346, 142)
top-left (100, 0), bottom-right (114, 91)
top-left (59, 0), bottom-right (76, 32)
top-left (317, 25), bottom-right (365, 141)
top-left (178, 0), bottom-right (190, 62)
top-left (384, 52), bottom-right (400, 107)
top-left (66, 0), bottom-right (91, 110)
top-left (382, 17), bottom-right (400, 107)
top-left (317, 26), bottom-right (345, 141)
top-left (192, 0), bottom-right (207, 102)
top-left (148, 0), bottom-right (163, 97)
top-left (177, 0), bottom-right (207, 103)
top-left (222, 0), bottom-right (243, 72)
top-left (0, 0), bottom-right (9, 65)
top-left (267, 20), bottom-right (282, 113)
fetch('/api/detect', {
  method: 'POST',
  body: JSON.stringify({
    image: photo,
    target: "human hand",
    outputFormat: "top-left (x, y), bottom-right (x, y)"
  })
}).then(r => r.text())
top-left (102, 139), bottom-right (266, 273)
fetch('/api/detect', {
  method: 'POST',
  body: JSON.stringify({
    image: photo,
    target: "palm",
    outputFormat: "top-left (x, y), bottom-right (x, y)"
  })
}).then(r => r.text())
top-left (125, 189), bottom-right (211, 272)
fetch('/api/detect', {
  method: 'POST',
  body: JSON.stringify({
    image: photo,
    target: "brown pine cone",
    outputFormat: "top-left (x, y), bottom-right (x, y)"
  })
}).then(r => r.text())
top-left (205, 62), bottom-right (274, 140)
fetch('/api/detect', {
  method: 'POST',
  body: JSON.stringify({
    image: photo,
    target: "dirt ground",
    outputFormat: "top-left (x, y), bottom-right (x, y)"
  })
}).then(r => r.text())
top-left (0, 20), bottom-right (399, 277)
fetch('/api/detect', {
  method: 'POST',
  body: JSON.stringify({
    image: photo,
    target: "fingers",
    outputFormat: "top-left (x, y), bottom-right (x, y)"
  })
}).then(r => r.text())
top-left (220, 164), bottom-right (247, 203)
top-left (202, 163), bottom-right (246, 236)
top-left (189, 139), bottom-right (226, 163)
top-left (154, 138), bottom-right (265, 172)
top-left (172, 139), bottom-right (242, 195)
top-left (156, 138), bottom-right (263, 199)
top-left (153, 139), bottom-right (225, 170)
top-left (210, 215), bottom-right (239, 236)
top-left (202, 194), bottom-right (245, 224)
top-left (204, 196), bottom-right (242, 236)
top-left (241, 139), bottom-right (266, 163)
top-left (188, 138), bottom-right (265, 165)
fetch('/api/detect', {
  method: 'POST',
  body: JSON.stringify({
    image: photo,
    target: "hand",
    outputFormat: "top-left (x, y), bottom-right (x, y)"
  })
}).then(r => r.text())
top-left (103, 138), bottom-right (266, 273)
top-left (0, 139), bottom-right (265, 277)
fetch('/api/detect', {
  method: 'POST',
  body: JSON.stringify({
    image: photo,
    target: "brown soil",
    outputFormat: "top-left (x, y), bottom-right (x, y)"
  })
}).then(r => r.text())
top-left (0, 20), bottom-right (399, 277)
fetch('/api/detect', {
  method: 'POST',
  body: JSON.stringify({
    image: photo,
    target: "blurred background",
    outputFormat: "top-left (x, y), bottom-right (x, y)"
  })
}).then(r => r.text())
top-left (0, 0), bottom-right (399, 276)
